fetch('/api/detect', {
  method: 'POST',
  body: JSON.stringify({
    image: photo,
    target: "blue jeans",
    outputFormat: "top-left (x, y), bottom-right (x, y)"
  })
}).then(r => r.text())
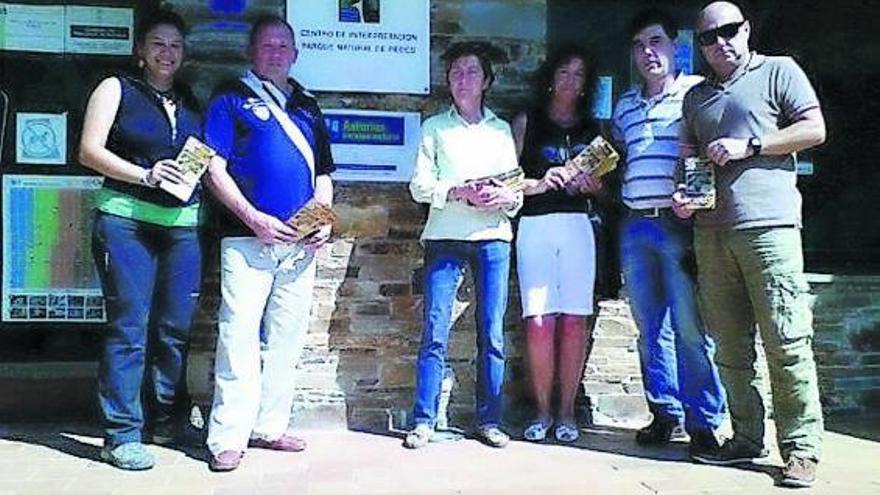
top-left (412, 240), bottom-right (510, 428)
top-left (92, 212), bottom-right (201, 446)
top-left (620, 216), bottom-right (726, 433)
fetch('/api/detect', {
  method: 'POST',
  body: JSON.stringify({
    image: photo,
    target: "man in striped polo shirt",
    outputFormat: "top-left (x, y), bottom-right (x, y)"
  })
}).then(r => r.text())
top-left (610, 8), bottom-right (726, 457)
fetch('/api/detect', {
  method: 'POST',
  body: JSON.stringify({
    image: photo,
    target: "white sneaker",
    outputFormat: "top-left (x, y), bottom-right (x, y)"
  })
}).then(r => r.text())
top-left (403, 424), bottom-right (433, 449)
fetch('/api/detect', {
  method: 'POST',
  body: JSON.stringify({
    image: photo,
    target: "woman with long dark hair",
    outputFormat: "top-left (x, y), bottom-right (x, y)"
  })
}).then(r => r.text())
top-left (512, 45), bottom-right (602, 443)
top-left (79, 9), bottom-right (202, 470)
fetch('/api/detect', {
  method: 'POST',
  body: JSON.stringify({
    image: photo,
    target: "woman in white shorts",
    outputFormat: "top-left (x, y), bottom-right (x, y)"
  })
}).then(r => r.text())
top-left (511, 45), bottom-right (602, 443)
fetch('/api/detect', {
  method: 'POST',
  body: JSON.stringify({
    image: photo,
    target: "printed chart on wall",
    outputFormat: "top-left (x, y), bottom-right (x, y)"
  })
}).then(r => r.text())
top-left (287, 0), bottom-right (430, 94)
top-left (2, 175), bottom-right (105, 323)
top-left (325, 109), bottom-right (420, 182)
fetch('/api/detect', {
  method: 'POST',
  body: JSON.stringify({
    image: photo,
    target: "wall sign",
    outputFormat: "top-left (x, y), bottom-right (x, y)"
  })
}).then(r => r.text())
top-left (0, 3), bottom-right (133, 55)
top-left (325, 109), bottom-right (420, 182)
top-left (287, 0), bottom-right (430, 94)
top-left (16, 112), bottom-right (67, 165)
top-left (0, 3), bottom-right (65, 53)
top-left (675, 29), bottom-right (695, 75)
top-left (65, 6), bottom-right (133, 55)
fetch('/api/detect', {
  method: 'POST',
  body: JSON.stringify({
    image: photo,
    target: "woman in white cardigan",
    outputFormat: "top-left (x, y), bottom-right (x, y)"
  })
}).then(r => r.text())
top-left (405, 41), bottom-right (522, 450)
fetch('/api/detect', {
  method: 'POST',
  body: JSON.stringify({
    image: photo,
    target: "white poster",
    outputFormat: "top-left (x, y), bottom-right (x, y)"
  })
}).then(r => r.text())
top-left (675, 29), bottom-right (695, 75)
top-left (0, 3), bottom-right (65, 53)
top-left (287, 0), bottom-right (430, 94)
top-left (0, 90), bottom-right (8, 160)
top-left (324, 109), bottom-right (420, 182)
top-left (592, 76), bottom-right (613, 120)
top-left (65, 6), bottom-right (133, 55)
top-left (16, 112), bottom-right (67, 165)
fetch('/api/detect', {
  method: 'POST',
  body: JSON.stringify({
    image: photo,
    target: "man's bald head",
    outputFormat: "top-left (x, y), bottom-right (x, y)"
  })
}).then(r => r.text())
top-left (697, 2), bottom-right (745, 31)
top-left (695, 1), bottom-right (751, 79)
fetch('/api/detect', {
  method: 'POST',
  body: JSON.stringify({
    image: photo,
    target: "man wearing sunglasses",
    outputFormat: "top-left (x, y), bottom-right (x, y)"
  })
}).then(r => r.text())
top-left (672, 1), bottom-right (825, 488)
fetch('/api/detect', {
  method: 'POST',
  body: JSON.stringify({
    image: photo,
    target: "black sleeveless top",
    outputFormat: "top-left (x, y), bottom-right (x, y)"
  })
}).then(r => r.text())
top-left (519, 109), bottom-right (600, 217)
top-left (103, 75), bottom-right (203, 207)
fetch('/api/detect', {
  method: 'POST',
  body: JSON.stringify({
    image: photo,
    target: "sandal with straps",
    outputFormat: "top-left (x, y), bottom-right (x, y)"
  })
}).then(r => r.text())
top-left (555, 422), bottom-right (580, 443)
top-left (523, 419), bottom-right (553, 442)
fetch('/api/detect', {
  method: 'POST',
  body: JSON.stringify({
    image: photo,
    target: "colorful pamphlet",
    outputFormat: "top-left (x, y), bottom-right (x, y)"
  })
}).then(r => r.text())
top-left (565, 135), bottom-right (620, 178)
top-left (683, 157), bottom-right (716, 209)
top-left (286, 199), bottom-right (338, 241)
top-left (159, 136), bottom-right (215, 202)
top-left (471, 168), bottom-right (526, 192)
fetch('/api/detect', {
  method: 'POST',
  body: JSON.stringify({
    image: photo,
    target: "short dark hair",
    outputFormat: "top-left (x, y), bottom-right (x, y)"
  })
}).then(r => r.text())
top-left (532, 44), bottom-right (597, 123)
top-left (628, 8), bottom-right (678, 41)
top-left (441, 41), bottom-right (503, 88)
top-left (135, 8), bottom-right (187, 44)
top-left (249, 14), bottom-right (295, 46)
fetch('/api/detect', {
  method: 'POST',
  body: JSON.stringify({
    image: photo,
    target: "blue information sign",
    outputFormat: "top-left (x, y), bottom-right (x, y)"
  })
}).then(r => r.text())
top-left (324, 114), bottom-right (405, 146)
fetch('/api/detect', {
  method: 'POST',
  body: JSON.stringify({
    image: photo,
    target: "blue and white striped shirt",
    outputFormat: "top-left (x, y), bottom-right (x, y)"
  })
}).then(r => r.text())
top-left (611, 74), bottom-right (702, 209)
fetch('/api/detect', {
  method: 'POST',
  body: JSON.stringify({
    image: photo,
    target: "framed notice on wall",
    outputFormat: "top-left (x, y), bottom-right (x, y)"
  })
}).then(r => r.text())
top-left (65, 6), bottom-right (134, 55)
top-left (0, 3), bottom-right (133, 55)
top-left (325, 109), bottom-right (420, 182)
top-left (15, 112), bottom-right (67, 165)
top-left (2, 175), bottom-right (106, 323)
top-left (0, 3), bottom-right (66, 53)
top-left (287, 0), bottom-right (430, 94)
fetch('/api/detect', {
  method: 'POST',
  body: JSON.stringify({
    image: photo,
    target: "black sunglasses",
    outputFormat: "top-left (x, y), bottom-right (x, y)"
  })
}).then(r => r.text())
top-left (696, 21), bottom-right (746, 47)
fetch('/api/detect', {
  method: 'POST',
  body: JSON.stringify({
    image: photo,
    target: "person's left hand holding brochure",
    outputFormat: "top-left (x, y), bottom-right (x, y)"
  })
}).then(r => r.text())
top-left (143, 159), bottom-right (185, 187)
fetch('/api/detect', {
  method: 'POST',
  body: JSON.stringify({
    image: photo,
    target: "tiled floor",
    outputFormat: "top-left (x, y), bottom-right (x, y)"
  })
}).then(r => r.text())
top-left (0, 419), bottom-right (878, 495)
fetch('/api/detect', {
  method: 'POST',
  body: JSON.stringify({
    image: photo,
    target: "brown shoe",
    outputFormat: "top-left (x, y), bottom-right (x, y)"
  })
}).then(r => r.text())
top-left (248, 434), bottom-right (307, 452)
top-left (209, 450), bottom-right (242, 472)
top-left (780, 456), bottom-right (817, 488)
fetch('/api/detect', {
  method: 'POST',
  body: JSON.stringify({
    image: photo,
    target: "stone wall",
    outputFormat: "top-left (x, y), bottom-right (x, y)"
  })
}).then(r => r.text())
top-left (583, 301), bottom-right (646, 425)
top-left (582, 274), bottom-right (880, 424)
top-left (811, 275), bottom-right (880, 415)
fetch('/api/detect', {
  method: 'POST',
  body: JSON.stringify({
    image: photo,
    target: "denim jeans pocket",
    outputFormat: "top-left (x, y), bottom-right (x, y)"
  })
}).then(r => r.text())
top-left (767, 274), bottom-right (813, 343)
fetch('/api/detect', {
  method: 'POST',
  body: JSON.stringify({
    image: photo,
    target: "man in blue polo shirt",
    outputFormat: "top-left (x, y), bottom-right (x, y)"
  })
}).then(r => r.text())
top-left (202, 14), bottom-right (335, 472)
top-left (611, 9), bottom-right (725, 457)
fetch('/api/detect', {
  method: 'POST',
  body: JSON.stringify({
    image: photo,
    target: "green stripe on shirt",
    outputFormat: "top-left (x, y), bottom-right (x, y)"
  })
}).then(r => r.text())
top-left (96, 188), bottom-right (200, 227)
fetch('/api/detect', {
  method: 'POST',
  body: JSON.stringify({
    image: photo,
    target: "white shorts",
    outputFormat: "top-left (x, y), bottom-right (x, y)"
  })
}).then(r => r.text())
top-left (516, 213), bottom-right (596, 318)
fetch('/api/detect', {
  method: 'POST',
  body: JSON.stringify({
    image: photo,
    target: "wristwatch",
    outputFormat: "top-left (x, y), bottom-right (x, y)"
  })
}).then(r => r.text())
top-left (748, 136), bottom-right (762, 157)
